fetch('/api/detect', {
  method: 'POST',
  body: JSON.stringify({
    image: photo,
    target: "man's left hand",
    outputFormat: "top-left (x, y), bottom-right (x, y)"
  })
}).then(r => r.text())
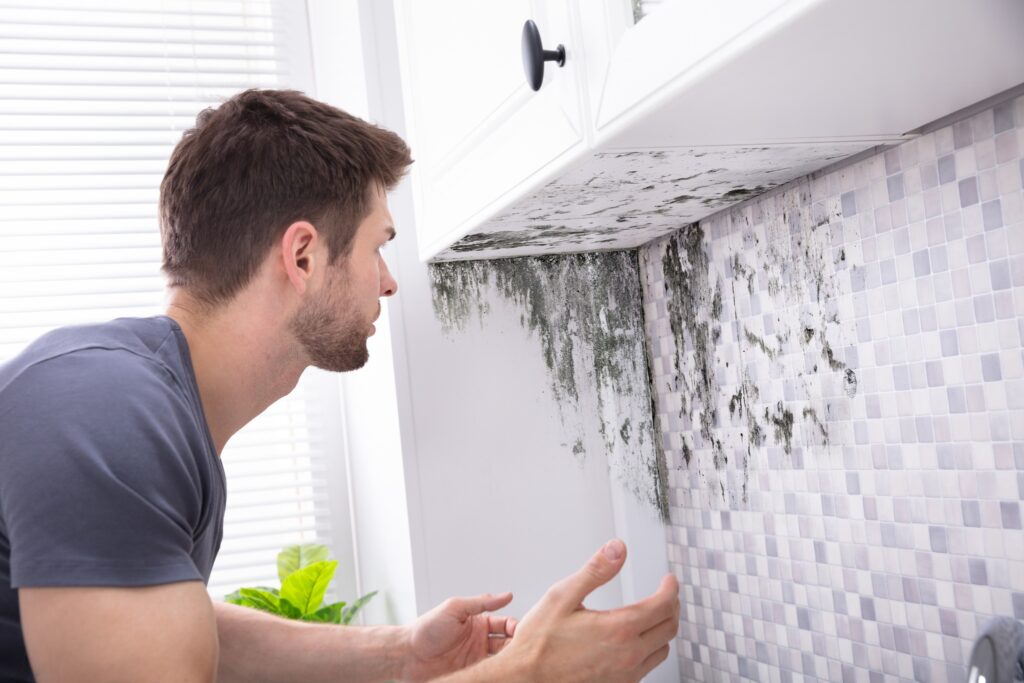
top-left (401, 592), bottom-right (517, 682)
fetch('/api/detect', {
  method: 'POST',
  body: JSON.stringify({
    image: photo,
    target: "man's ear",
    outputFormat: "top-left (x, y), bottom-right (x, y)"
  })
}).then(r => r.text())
top-left (280, 221), bottom-right (319, 295)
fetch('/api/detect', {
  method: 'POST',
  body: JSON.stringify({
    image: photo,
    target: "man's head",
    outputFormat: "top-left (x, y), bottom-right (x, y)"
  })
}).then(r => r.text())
top-left (159, 89), bottom-right (411, 307)
top-left (159, 89), bottom-right (411, 371)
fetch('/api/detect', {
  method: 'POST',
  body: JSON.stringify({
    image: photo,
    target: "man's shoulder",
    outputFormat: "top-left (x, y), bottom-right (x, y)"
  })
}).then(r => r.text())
top-left (1, 316), bottom-right (182, 386)
top-left (0, 317), bottom-right (197, 420)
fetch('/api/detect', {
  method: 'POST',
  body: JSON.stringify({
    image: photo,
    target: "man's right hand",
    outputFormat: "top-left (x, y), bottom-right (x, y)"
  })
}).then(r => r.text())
top-left (497, 539), bottom-right (680, 683)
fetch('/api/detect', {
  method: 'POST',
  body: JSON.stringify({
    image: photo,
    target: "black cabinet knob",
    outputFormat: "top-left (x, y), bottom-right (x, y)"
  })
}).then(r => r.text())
top-left (521, 19), bottom-right (565, 91)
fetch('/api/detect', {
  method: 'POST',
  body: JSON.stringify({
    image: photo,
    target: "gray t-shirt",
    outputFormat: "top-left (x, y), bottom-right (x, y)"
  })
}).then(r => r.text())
top-left (0, 316), bottom-right (226, 681)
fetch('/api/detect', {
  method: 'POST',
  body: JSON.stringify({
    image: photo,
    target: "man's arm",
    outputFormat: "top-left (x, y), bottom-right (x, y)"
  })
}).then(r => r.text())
top-left (20, 582), bottom-right (218, 683)
top-left (214, 600), bottom-right (410, 683)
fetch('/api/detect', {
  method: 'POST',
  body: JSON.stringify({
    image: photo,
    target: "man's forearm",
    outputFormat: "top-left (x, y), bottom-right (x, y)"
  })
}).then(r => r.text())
top-left (429, 652), bottom-right (534, 683)
top-left (214, 601), bottom-right (409, 683)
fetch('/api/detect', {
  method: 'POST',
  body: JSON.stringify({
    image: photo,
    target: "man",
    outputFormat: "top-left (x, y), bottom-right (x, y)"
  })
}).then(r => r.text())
top-left (0, 89), bottom-right (679, 682)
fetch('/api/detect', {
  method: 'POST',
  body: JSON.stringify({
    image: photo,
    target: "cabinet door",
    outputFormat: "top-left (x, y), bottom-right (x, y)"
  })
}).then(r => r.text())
top-left (393, 0), bottom-right (584, 260)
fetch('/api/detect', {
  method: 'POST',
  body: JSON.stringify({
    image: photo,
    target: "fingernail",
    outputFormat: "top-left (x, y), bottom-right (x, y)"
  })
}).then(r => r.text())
top-left (603, 539), bottom-right (624, 561)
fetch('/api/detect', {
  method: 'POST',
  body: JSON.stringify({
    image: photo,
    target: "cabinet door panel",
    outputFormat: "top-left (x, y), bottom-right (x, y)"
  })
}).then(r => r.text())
top-left (394, 0), bottom-right (584, 260)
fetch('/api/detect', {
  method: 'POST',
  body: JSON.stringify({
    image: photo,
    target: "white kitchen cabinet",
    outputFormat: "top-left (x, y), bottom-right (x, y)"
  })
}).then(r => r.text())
top-left (392, 0), bottom-right (585, 259)
top-left (395, 0), bottom-right (1024, 263)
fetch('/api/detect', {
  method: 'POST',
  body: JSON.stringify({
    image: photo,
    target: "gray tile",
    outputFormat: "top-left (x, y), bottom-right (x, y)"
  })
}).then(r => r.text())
top-left (969, 558), bottom-right (988, 585)
top-left (919, 307), bottom-right (937, 332)
top-left (947, 386), bottom-right (966, 413)
top-left (981, 353), bottom-right (1002, 381)
top-left (885, 148), bottom-right (902, 174)
top-left (860, 596), bottom-right (876, 620)
top-left (880, 258), bottom-right (897, 284)
top-left (925, 360), bottom-right (944, 387)
top-left (913, 249), bottom-right (930, 276)
top-left (903, 309), bottom-right (920, 335)
top-left (993, 100), bottom-right (1015, 133)
top-left (921, 163), bottom-right (939, 189)
top-left (1001, 502), bottom-right (1022, 529)
top-left (940, 330), bottom-right (958, 356)
top-left (982, 199), bottom-right (1003, 230)
top-left (974, 295), bottom-right (995, 324)
top-left (990, 260), bottom-right (1011, 290)
top-left (929, 526), bottom-right (948, 552)
top-left (913, 657), bottom-right (931, 683)
top-left (937, 154), bottom-right (956, 184)
top-left (930, 246), bottom-right (948, 272)
top-left (962, 500), bottom-right (981, 527)
top-left (893, 364), bottom-right (910, 390)
top-left (918, 577), bottom-right (937, 604)
top-left (966, 234), bottom-right (987, 263)
top-left (958, 177), bottom-right (979, 207)
top-left (841, 191), bottom-right (857, 217)
top-left (887, 173), bottom-right (905, 201)
top-left (953, 120), bottom-right (973, 148)
top-left (1013, 593), bottom-right (1024, 619)
top-left (939, 608), bottom-right (958, 636)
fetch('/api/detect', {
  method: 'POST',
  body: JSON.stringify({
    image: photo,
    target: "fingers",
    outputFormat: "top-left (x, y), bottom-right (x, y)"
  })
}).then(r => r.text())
top-left (486, 615), bottom-right (517, 655)
top-left (544, 539), bottom-right (627, 612)
top-left (445, 591), bottom-right (513, 619)
top-left (639, 615), bottom-right (679, 654)
top-left (636, 644), bottom-right (671, 680)
top-left (618, 573), bottom-right (680, 633)
top-left (487, 614), bottom-right (516, 638)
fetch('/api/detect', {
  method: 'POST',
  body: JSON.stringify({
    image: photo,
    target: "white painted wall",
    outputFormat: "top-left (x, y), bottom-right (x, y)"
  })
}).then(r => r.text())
top-left (306, 0), bottom-right (418, 627)
top-left (308, 1), bottom-right (678, 678)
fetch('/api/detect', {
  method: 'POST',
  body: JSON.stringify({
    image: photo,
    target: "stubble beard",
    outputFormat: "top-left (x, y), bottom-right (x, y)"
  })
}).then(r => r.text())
top-left (289, 269), bottom-right (370, 373)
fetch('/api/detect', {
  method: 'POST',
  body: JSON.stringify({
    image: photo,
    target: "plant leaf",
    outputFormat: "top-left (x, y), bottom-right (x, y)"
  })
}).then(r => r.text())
top-left (223, 589), bottom-right (244, 605)
top-left (278, 597), bottom-right (303, 619)
top-left (280, 560), bottom-right (337, 616)
top-left (302, 601), bottom-right (346, 624)
top-left (341, 590), bottom-right (378, 625)
top-left (277, 543), bottom-right (330, 582)
top-left (239, 587), bottom-right (281, 615)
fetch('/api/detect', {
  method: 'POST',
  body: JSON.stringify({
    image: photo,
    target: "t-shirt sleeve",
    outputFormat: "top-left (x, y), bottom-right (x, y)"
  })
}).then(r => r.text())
top-left (0, 349), bottom-right (208, 588)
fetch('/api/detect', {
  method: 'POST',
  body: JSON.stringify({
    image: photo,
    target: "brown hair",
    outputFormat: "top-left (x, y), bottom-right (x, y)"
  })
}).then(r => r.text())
top-left (159, 89), bottom-right (412, 305)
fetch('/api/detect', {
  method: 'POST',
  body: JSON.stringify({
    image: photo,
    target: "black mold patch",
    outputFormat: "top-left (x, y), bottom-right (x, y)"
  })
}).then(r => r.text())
top-left (766, 402), bottom-right (795, 455)
top-left (661, 226), bottom-right (725, 469)
top-left (743, 328), bottom-right (778, 360)
top-left (429, 251), bottom-right (668, 521)
top-left (801, 406), bottom-right (828, 443)
top-left (844, 368), bottom-right (858, 397)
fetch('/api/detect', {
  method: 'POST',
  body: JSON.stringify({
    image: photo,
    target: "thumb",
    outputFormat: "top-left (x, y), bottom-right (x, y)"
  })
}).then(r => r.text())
top-left (548, 539), bottom-right (626, 612)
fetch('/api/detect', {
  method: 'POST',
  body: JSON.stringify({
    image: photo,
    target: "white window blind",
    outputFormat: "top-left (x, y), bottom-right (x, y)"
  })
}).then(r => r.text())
top-left (0, 0), bottom-right (350, 600)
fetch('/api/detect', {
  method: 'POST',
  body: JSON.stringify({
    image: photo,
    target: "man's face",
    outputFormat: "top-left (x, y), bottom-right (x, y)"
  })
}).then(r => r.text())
top-left (289, 188), bottom-right (398, 372)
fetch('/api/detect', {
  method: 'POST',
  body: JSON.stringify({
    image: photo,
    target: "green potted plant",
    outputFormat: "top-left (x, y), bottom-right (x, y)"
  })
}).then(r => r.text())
top-left (225, 543), bottom-right (376, 624)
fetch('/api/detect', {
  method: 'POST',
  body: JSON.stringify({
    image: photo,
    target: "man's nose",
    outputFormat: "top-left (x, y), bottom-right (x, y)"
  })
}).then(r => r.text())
top-left (380, 260), bottom-right (398, 297)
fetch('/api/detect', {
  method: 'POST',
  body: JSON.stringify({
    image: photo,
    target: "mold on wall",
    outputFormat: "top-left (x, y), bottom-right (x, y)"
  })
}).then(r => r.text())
top-left (642, 180), bottom-right (854, 506)
top-left (644, 94), bottom-right (1024, 682)
top-left (429, 251), bottom-right (669, 519)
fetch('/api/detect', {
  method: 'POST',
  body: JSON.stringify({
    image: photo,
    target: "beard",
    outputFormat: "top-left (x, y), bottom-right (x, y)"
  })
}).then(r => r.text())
top-left (289, 270), bottom-right (372, 373)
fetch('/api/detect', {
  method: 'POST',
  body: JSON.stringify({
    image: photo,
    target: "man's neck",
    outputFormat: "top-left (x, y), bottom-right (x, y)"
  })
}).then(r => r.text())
top-left (165, 290), bottom-right (306, 455)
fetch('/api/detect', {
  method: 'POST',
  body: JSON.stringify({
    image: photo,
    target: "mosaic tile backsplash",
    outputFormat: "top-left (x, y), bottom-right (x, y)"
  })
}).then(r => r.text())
top-left (639, 94), bottom-right (1024, 681)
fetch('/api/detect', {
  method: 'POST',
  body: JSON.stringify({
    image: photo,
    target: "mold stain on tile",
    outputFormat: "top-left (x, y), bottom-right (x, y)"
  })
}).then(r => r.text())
top-left (658, 225), bottom-right (727, 476)
top-left (642, 175), bottom-right (862, 504)
top-left (428, 251), bottom-right (669, 520)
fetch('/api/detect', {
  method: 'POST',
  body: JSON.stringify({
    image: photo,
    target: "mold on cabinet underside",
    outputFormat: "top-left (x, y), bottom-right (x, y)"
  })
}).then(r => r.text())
top-left (433, 142), bottom-right (875, 262)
